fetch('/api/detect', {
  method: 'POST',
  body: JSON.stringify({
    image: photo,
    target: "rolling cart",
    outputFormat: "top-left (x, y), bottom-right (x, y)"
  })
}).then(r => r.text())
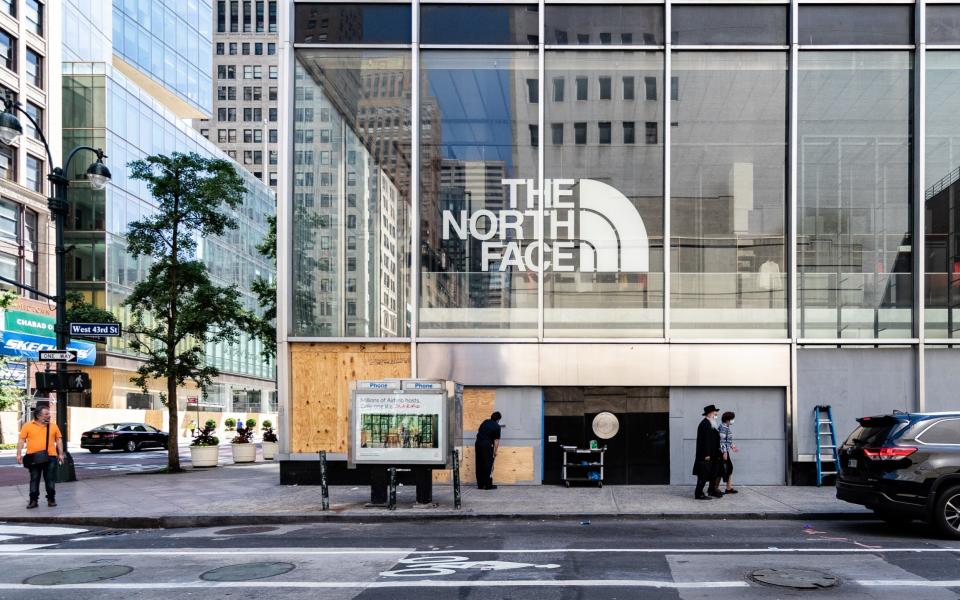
top-left (561, 445), bottom-right (606, 488)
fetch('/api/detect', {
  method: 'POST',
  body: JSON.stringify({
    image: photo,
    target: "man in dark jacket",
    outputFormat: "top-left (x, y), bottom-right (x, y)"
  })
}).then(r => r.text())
top-left (692, 404), bottom-right (723, 500)
top-left (475, 411), bottom-right (502, 490)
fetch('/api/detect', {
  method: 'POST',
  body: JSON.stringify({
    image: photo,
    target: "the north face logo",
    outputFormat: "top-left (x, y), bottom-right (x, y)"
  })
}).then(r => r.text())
top-left (441, 178), bottom-right (650, 273)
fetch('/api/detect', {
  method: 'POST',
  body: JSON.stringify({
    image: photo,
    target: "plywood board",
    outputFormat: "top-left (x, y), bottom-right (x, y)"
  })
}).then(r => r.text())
top-left (433, 445), bottom-right (535, 485)
top-left (290, 343), bottom-right (410, 454)
top-left (144, 410), bottom-right (163, 430)
top-left (463, 388), bottom-right (496, 432)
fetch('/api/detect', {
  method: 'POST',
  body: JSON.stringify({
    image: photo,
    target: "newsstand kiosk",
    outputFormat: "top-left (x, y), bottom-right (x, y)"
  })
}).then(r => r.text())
top-left (348, 379), bottom-right (463, 507)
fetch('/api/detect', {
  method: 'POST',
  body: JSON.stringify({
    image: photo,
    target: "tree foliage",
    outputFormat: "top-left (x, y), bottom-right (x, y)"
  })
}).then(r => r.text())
top-left (65, 291), bottom-right (116, 326)
top-left (250, 214), bottom-right (276, 360)
top-left (123, 152), bottom-right (250, 472)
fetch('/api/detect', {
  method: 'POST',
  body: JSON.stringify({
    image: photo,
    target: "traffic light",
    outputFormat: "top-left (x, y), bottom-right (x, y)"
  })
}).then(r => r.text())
top-left (34, 371), bottom-right (91, 392)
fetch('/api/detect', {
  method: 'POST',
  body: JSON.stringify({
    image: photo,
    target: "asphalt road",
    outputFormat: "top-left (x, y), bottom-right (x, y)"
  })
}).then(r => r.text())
top-left (0, 445), bottom-right (240, 486)
top-left (0, 518), bottom-right (958, 599)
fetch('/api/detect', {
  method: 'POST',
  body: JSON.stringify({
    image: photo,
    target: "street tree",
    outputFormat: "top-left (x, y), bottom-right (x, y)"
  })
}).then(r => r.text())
top-left (124, 152), bottom-right (249, 472)
top-left (250, 214), bottom-right (276, 360)
top-left (65, 291), bottom-right (116, 326)
top-left (0, 291), bottom-right (27, 444)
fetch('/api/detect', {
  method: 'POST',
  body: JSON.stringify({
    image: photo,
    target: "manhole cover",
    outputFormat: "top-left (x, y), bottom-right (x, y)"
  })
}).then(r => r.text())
top-left (200, 562), bottom-right (295, 582)
top-left (750, 568), bottom-right (839, 590)
top-left (24, 565), bottom-right (133, 586)
top-left (213, 526), bottom-right (280, 535)
top-left (88, 530), bottom-right (133, 537)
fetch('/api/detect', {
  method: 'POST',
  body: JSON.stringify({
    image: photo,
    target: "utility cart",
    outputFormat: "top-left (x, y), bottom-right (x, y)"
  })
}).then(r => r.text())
top-left (561, 445), bottom-right (606, 488)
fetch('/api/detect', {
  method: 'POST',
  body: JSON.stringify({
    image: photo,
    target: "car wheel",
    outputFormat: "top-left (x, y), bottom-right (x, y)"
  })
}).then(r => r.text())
top-left (124, 440), bottom-right (138, 453)
top-left (934, 484), bottom-right (960, 540)
top-left (88, 448), bottom-right (101, 454)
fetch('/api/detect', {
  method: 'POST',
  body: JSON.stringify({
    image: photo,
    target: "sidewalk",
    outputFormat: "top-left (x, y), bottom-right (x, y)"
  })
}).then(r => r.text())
top-left (0, 462), bottom-right (870, 528)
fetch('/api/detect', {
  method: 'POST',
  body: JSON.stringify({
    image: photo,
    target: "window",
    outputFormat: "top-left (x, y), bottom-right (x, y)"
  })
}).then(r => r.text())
top-left (269, 0), bottom-right (277, 32)
top-left (218, 129), bottom-right (228, 143)
top-left (255, 42), bottom-right (263, 55)
top-left (0, 146), bottom-right (15, 181)
top-left (269, 108), bottom-right (277, 122)
top-left (26, 155), bottom-right (42, 193)
top-left (269, 86), bottom-right (278, 101)
top-left (216, 42), bottom-right (225, 55)
top-left (242, 42), bottom-right (250, 55)
top-left (230, 0), bottom-right (239, 31)
top-left (269, 129), bottom-right (278, 143)
top-left (598, 122), bottom-right (611, 144)
top-left (269, 172), bottom-right (277, 186)
top-left (218, 65), bottom-right (236, 79)
top-left (551, 123), bottom-right (564, 145)
top-left (1, 0), bottom-right (13, 18)
top-left (623, 121), bottom-right (635, 144)
top-left (269, 65), bottom-right (278, 79)
top-left (25, 0), bottom-right (42, 36)
top-left (256, 0), bottom-right (265, 31)
top-left (24, 102), bottom-right (42, 141)
top-left (527, 79), bottom-right (538, 103)
top-left (529, 124), bottom-right (538, 147)
top-left (578, 34), bottom-right (589, 44)
top-left (243, 0), bottom-right (252, 32)
top-left (228, 129), bottom-right (237, 143)
top-left (0, 30), bottom-right (15, 72)
top-left (217, 0), bottom-right (226, 32)
top-left (917, 419), bottom-right (960, 445)
top-left (243, 86), bottom-right (262, 101)
top-left (419, 4), bottom-right (538, 45)
top-left (553, 77), bottom-right (564, 101)
top-left (644, 76), bottom-right (657, 100)
top-left (268, 43), bottom-right (276, 55)
top-left (671, 5), bottom-right (786, 45)
top-left (799, 5), bottom-right (913, 45)
top-left (547, 5), bottom-right (664, 45)
top-left (599, 77), bottom-right (611, 100)
top-left (574, 122), bottom-right (587, 145)
top-left (0, 197), bottom-right (17, 240)
top-left (576, 77), bottom-right (588, 100)
top-left (243, 107), bottom-right (262, 122)
top-left (645, 122), bottom-right (657, 145)
top-left (229, 42), bottom-right (237, 55)
top-left (25, 49), bottom-right (42, 88)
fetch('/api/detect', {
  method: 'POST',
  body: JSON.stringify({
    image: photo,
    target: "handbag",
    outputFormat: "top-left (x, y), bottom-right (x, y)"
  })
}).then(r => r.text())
top-left (22, 423), bottom-right (50, 469)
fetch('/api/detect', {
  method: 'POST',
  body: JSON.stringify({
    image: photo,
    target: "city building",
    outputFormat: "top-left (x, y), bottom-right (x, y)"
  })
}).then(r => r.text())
top-left (278, 1), bottom-right (960, 486)
top-left (0, 0), bottom-right (61, 442)
top-left (196, 0), bottom-right (279, 189)
top-left (58, 0), bottom-right (275, 440)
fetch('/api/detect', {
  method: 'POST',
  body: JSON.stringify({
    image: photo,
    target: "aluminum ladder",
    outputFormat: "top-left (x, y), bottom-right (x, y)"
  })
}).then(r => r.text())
top-left (814, 405), bottom-right (840, 486)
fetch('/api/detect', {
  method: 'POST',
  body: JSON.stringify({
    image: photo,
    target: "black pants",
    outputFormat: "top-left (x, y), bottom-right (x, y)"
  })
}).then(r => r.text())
top-left (694, 460), bottom-right (718, 497)
top-left (475, 443), bottom-right (494, 489)
top-left (28, 461), bottom-right (56, 502)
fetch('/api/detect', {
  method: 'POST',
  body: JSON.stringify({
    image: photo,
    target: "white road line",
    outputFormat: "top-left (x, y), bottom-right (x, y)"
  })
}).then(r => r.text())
top-left (5, 547), bottom-right (960, 557)
top-left (0, 535), bottom-right (18, 542)
top-left (0, 525), bottom-right (87, 536)
top-left (0, 580), bottom-right (750, 590)
top-left (0, 544), bottom-right (54, 552)
top-left (859, 580), bottom-right (960, 587)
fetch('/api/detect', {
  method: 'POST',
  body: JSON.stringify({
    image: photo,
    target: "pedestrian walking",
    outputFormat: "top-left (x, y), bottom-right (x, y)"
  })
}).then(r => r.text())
top-left (719, 411), bottom-right (738, 494)
top-left (15, 406), bottom-right (64, 509)
top-left (475, 411), bottom-right (502, 490)
top-left (692, 404), bottom-right (723, 500)
top-left (189, 419), bottom-right (197, 438)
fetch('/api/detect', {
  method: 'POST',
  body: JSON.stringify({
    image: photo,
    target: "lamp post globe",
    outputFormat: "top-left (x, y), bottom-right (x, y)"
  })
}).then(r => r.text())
top-left (0, 110), bottom-right (21, 145)
top-left (86, 160), bottom-right (112, 190)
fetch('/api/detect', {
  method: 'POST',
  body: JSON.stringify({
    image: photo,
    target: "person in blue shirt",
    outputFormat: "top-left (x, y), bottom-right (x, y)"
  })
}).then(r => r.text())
top-left (475, 411), bottom-right (502, 490)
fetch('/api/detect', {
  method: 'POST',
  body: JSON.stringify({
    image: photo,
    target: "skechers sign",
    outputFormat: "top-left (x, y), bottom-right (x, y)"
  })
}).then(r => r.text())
top-left (0, 331), bottom-right (96, 365)
top-left (442, 179), bottom-right (650, 273)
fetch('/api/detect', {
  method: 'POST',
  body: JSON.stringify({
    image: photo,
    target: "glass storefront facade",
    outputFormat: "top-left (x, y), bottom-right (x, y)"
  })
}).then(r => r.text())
top-left (287, 1), bottom-right (960, 345)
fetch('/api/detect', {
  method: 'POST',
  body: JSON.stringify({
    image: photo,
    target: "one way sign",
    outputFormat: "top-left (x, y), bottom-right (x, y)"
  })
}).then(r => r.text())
top-left (38, 350), bottom-right (78, 363)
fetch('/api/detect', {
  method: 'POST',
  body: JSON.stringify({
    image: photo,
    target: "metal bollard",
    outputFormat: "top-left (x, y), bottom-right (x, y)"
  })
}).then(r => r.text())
top-left (452, 448), bottom-right (462, 510)
top-left (388, 467), bottom-right (397, 511)
top-left (319, 450), bottom-right (329, 511)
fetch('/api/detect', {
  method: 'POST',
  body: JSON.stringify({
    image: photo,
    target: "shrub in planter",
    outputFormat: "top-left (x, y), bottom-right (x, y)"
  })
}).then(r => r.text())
top-left (262, 419), bottom-right (273, 429)
top-left (231, 423), bottom-right (256, 463)
top-left (190, 423), bottom-right (220, 468)
top-left (224, 417), bottom-right (237, 431)
top-left (261, 425), bottom-right (279, 460)
top-left (245, 418), bottom-right (257, 430)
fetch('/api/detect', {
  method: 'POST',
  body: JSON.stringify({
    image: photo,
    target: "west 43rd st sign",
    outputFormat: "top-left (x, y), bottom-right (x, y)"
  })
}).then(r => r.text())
top-left (70, 322), bottom-right (122, 337)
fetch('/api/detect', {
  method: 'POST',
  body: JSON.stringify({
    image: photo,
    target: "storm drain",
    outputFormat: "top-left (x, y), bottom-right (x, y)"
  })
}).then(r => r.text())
top-left (213, 526), bottom-right (280, 536)
top-left (750, 568), bottom-right (839, 590)
top-left (24, 566), bottom-right (134, 586)
top-left (200, 562), bottom-right (296, 582)
top-left (87, 530), bottom-right (134, 537)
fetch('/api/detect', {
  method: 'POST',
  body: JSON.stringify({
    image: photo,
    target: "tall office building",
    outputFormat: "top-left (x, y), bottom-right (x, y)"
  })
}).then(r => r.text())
top-left (59, 0), bottom-right (275, 427)
top-left (196, 1), bottom-right (279, 189)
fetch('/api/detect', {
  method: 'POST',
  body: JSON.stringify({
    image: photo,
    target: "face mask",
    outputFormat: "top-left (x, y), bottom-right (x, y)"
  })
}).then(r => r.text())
top-left (730, 420), bottom-right (735, 425)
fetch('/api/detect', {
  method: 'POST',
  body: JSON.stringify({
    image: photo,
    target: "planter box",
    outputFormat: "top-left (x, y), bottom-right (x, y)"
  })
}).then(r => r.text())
top-left (261, 441), bottom-right (278, 460)
top-left (232, 443), bottom-right (257, 463)
top-left (190, 445), bottom-right (219, 468)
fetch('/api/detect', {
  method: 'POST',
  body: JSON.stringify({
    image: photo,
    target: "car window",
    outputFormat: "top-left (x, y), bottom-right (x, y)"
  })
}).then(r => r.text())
top-left (132, 425), bottom-right (147, 432)
top-left (844, 424), bottom-right (896, 446)
top-left (917, 419), bottom-right (960, 445)
top-left (95, 424), bottom-right (120, 431)
top-left (117, 426), bottom-right (132, 432)
top-left (144, 425), bottom-right (160, 433)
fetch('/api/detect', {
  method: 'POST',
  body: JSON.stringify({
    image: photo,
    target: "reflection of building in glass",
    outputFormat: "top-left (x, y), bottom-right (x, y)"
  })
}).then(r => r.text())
top-left (360, 413), bottom-right (438, 449)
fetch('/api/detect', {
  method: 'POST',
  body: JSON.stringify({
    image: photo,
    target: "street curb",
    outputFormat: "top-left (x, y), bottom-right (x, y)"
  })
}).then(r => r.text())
top-left (0, 511), bottom-right (872, 529)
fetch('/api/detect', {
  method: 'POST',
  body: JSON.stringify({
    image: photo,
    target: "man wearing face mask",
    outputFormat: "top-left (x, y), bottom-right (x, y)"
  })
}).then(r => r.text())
top-left (692, 404), bottom-right (723, 500)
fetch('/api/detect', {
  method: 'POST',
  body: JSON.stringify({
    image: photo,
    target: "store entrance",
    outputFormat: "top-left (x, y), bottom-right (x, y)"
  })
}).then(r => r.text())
top-left (543, 387), bottom-right (669, 485)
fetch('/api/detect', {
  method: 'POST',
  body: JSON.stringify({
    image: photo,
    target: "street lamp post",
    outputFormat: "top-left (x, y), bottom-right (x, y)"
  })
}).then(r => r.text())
top-left (0, 97), bottom-right (111, 483)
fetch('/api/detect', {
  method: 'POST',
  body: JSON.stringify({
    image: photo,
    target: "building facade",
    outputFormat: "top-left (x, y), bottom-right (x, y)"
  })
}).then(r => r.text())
top-left (278, 0), bottom-right (960, 486)
top-left (196, 0), bottom-right (280, 189)
top-left (60, 0), bottom-right (276, 433)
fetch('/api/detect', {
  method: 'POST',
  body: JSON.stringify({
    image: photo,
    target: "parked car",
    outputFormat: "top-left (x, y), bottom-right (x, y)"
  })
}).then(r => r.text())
top-left (836, 412), bottom-right (960, 538)
top-left (80, 423), bottom-right (170, 453)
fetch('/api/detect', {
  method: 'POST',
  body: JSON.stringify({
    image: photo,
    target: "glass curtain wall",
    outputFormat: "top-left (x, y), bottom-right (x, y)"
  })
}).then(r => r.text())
top-left (797, 51), bottom-right (913, 339)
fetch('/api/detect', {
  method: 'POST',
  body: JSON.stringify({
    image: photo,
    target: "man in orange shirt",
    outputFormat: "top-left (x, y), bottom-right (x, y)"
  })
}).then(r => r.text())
top-left (16, 406), bottom-right (64, 509)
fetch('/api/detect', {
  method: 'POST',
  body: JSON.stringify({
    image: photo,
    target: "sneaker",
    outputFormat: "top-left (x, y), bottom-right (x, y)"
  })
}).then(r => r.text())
top-left (709, 490), bottom-right (724, 498)
top-left (47, 500), bottom-right (57, 507)
top-left (26, 501), bottom-right (38, 509)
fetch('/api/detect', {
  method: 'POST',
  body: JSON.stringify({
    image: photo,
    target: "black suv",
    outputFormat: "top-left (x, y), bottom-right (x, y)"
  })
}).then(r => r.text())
top-left (837, 412), bottom-right (960, 538)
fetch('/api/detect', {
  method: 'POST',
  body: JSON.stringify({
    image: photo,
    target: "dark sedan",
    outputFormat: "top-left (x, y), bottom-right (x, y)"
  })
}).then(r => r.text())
top-left (80, 423), bottom-right (169, 453)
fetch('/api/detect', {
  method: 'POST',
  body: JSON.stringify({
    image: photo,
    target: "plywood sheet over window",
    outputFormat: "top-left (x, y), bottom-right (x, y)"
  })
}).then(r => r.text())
top-left (290, 343), bottom-right (410, 453)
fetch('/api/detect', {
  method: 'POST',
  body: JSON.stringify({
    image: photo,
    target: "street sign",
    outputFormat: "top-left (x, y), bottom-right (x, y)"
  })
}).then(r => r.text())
top-left (70, 322), bottom-right (122, 337)
top-left (38, 349), bottom-right (78, 363)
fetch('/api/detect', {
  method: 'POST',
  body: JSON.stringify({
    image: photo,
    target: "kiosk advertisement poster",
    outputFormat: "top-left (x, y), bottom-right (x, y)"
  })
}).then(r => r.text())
top-left (355, 393), bottom-right (444, 464)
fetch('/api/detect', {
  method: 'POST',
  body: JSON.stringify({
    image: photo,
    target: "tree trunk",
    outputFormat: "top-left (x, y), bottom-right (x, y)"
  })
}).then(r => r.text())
top-left (167, 374), bottom-right (180, 472)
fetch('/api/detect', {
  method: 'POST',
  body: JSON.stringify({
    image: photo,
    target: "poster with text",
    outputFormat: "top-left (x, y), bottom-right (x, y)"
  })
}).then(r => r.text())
top-left (354, 393), bottom-right (444, 464)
